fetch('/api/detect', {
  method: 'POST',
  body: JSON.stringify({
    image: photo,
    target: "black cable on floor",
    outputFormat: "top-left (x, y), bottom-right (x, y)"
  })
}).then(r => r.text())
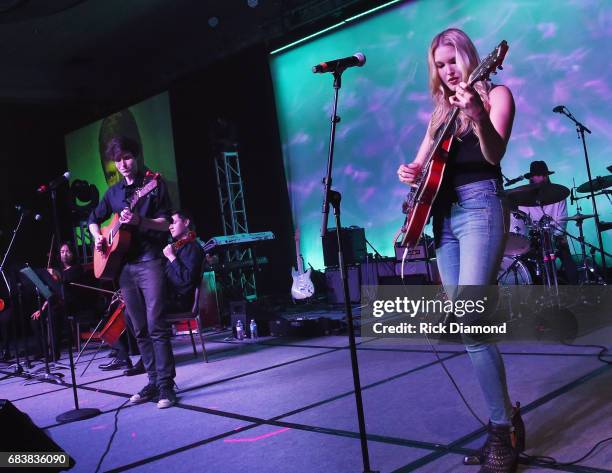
top-left (94, 399), bottom-right (129, 473)
top-left (520, 436), bottom-right (612, 467)
top-left (396, 277), bottom-right (612, 468)
top-left (562, 341), bottom-right (612, 365)
top-left (423, 332), bottom-right (486, 427)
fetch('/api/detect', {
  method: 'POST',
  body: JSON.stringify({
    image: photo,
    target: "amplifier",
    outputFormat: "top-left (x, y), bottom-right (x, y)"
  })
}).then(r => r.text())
top-left (395, 259), bottom-right (440, 283)
top-left (322, 227), bottom-right (366, 267)
top-left (325, 266), bottom-right (361, 303)
top-left (394, 238), bottom-right (434, 261)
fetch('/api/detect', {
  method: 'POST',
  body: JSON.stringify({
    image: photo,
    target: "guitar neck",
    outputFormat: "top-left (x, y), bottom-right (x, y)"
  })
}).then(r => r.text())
top-left (419, 107), bottom-right (460, 180)
top-left (295, 236), bottom-right (304, 273)
top-left (419, 74), bottom-right (486, 178)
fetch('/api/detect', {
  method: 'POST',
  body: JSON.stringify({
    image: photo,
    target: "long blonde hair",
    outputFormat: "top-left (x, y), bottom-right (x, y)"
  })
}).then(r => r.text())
top-left (427, 28), bottom-right (491, 138)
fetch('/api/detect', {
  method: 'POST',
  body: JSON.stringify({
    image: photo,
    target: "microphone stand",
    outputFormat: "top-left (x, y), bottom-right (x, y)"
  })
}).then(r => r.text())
top-left (47, 187), bottom-right (100, 423)
top-left (559, 108), bottom-right (607, 279)
top-left (319, 69), bottom-right (378, 473)
top-left (0, 211), bottom-right (30, 376)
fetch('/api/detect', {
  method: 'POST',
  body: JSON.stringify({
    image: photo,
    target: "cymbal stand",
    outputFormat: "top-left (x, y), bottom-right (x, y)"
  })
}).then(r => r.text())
top-left (537, 207), bottom-right (559, 294)
top-left (549, 221), bottom-right (612, 284)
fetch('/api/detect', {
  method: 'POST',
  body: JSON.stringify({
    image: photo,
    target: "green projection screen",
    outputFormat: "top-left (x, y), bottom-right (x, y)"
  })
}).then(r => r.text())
top-left (65, 92), bottom-right (180, 212)
top-left (270, 0), bottom-right (612, 270)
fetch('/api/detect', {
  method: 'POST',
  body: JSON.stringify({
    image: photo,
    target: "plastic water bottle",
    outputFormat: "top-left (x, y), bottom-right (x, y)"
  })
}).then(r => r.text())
top-left (249, 319), bottom-right (258, 339)
top-left (236, 320), bottom-right (244, 340)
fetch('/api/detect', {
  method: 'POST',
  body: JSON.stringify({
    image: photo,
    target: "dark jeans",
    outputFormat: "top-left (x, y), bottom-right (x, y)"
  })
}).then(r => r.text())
top-left (112, 314), bottom-right (139, 362)
top-left (119, 259), bottom-right (175, 388)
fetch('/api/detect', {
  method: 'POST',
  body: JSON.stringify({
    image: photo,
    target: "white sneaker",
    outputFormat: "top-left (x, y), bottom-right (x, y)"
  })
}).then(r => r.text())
top-left (157, 386), bottom-right (177, 409)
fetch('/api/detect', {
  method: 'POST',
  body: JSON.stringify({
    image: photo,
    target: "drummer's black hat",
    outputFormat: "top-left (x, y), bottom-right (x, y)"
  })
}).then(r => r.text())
top-left (525, 160), bottom-right (554, 178)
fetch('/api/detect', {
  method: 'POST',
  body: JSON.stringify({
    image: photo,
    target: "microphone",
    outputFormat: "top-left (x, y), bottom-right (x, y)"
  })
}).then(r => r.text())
top-left (552, 105), bottom-right (566, 113)
top-left (312, 52), bottom-right (366, 74)
top-left (37, 171), bottom-right (70, 193)
top-left (505, 174), bottom-right (525, 186)
top-left (15, 205), bottom-right (42, 221)
top-left (570, 188), bottom-right (575, 205)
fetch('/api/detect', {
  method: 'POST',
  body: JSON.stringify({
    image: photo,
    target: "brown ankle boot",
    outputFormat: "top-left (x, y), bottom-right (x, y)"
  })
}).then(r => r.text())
top-left (464, 402), bottom-right (525, 466)
top-left (478, 422), bottom-right (518, 473)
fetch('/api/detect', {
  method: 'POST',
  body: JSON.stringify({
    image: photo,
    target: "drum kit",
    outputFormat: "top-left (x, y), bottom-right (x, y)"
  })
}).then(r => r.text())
top-left (498, 174), bottom-right (611, 289)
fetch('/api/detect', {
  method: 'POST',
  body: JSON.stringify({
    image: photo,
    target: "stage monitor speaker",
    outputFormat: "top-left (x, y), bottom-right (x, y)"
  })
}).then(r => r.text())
top-left (325, 266), bottom-right (361, 303)
top-left (322, 227), bottom-right (366, 267)
top-left (0, 399), bottom-right (75, 471)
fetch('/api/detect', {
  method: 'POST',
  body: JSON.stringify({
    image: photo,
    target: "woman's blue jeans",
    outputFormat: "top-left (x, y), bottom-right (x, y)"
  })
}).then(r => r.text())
top-left (434, 178), bottom-right (513, 425)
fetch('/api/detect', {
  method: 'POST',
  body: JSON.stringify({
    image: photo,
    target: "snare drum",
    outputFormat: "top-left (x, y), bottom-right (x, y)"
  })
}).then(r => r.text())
top-left (504, 210), bottom-right (531, 256)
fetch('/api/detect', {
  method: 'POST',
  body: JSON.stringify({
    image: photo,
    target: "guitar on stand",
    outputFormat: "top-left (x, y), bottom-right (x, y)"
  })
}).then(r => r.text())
top-left (93, 171), bottom-right (160, 280)
top-left (397, 40), bottom-right (509, 250)
top-left (290, 228), bottom-right (314, 300)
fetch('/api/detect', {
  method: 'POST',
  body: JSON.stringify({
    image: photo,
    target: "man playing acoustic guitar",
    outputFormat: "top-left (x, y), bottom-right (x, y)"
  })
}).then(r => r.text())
top-left (88, 136), bottom-right (178, 408)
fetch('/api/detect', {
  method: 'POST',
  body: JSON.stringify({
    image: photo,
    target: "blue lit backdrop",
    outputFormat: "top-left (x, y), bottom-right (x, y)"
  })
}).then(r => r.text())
top-left (270, 0), bottom-right (612, 269)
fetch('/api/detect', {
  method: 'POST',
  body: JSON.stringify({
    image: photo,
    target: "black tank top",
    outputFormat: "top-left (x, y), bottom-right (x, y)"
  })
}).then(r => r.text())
top-left (445, 130), bottom-right (501, 188)
top-left (444, 131), bottom-right (501, 189)
top-left (433, 128), bottom-right (502, 213)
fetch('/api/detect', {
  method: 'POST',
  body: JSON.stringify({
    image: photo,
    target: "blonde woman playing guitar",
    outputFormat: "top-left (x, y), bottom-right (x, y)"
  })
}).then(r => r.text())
top-left (397, 29), bottom-right (523, 473)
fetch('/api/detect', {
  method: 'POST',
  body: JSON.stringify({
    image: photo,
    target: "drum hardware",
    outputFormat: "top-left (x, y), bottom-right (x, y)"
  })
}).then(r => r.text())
top-left (576, 174), bottom-right (612, 193)
top-left (535, 212), bottom-right (560, 292)
top-left (503, 210), bottom-right (532, 257)
top-left (506, 182), bottom-right (570, 207)
top-left (560, 213), bottom-right (595, 223)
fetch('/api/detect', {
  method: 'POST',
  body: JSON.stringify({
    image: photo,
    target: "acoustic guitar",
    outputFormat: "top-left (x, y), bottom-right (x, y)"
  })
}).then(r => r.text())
top-left (93, 172), bottom-right (160, 280)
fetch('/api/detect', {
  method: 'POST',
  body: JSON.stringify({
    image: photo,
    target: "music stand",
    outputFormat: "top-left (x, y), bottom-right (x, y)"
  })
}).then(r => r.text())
top-left (19, 266), bottom-right (65, 383)
top-left (20, 265), bottom-right (100, 423)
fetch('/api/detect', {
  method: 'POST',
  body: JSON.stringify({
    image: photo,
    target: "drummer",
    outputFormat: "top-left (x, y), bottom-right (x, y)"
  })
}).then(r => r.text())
top-left (512, 160), bottom-right (578, 283)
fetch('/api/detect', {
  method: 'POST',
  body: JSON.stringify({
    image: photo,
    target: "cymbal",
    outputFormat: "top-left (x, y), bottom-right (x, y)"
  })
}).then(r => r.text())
top-left (560, 213), bottom-right (594, 222)
top-left (506, 183), bottom-right (570, 207)
top-left (576, 175), bottom-right (612, 193)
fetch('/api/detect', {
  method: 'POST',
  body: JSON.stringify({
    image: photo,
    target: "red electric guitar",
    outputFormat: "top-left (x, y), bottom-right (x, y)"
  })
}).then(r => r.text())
top-left (94, 172), bottom-right (161, 280)
top-left (398, 40), bottom-right (509, 248)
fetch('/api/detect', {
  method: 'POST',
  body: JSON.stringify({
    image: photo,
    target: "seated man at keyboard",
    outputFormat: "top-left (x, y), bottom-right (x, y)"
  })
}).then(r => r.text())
top-left (162, 210), bottom-right (205, 312)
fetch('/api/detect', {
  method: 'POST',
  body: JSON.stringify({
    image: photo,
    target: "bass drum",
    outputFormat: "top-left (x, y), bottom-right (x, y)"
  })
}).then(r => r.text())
top-left (497, 257), bottom-right (533, 285)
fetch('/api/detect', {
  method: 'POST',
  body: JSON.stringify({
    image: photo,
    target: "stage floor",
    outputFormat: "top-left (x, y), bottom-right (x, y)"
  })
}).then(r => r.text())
top-left (2, 327), bottom-right (611, 473)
